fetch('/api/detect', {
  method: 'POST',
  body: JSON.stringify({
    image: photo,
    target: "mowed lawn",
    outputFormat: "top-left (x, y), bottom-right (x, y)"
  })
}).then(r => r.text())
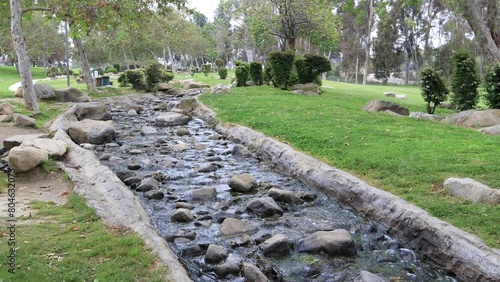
top-left (200, 79), bottom-right (500, 248)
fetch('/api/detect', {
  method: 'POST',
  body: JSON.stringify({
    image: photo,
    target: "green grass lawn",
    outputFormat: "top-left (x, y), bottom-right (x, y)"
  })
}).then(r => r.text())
top-left (0, 66), bottom-right (47, 98)
top-left (199, 80), bottom-right (500, 248)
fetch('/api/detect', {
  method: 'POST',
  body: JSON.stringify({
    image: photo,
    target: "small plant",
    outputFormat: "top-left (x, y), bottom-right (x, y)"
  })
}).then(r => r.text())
top-left (218, 67), bottom-right (228, 79)
top-left (235, 61), bottom-right (250, 87)
top-left (450, 50), bottom-right (479, 111)
top-left (250, 62), bottom-right (264, 86)
top-left (201, 64), bottom-right (211, 77)
top-left (483, 63), bottom-right (500, 109)
top-left (263, 63), bottom-right (274, 86)
top-left (190, 66), bottom-right (197, 77)
top-left (420, 68), bottom-right (449, 114)
top-left (269, 51), bottom-right (295, 90)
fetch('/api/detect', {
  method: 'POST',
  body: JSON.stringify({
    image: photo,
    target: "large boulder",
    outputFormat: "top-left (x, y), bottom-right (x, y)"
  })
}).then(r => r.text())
top-left (363, 100), bottom-right (410, 116)
top-left (74, 103), bottom-right (112, 121)
top-left (54, 88), bottom-right (90, 102)
top-left (3, 133), bottom-right (46, 150)
top-left (171, 208), bottom-right (194, 223)
top-left (0, 102), bottom-right (14, 115)
top-left (181, 79), bottom-right (210, 90)
top-left (292, 83), bottom-right (321, 96)
top-left (158, 83), bottom-right (182, 96)
top-left (409, 112), bottom-right (445, 121)
top-left (14, 87), bottom-right (23, 98)
top-left (211, 84), bottom-right (231, 94)
top-left (190, 187), bottom-right (217, 202)
top-left (246, 197), bottom-right (283, 218)
top-left (228, 173), bottom-right (258, 193)
top-left (7, 147), bottom-right (48, 173)
top-left (299, 229), bottom-right (357, 257)
top-left (478, 125), bottom-right (500, 135)
top-left (68, 119), bottom-right (115, 145)
top-left (443, 178), bottom-right (500, 204)
top-left (441, 109), bottom-right (500, 129)
top-left (20, 138), bottom-right (67, 158)
top-left (0, 115), bottom-right (12, 122)
top-left (259, 233), bottom-right (290, 256)
top-left (267, 188), bottom-right (302, 204)
top-left (205, 244), bottom-right (229, 264)
top-left (219, 218), bottom-right (258, 238)
top-left (155, 112), bottom-right (191, 127)
top-left (13, 113), bottom-right (36, 127)
top-left (34, 84), bottom-right (56, 100)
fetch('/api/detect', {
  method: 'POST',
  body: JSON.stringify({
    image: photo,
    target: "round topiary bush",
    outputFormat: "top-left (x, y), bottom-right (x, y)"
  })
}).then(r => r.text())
top-left (269, 51), bottom-right (295, 90)
top-left (145, 63), bottom-right (164, 92)
top-left (235, 61), bottom-right (250, 87)
top-left (125, 69), bottom-right (147, 91)
top-left (450, 50), bottom-right (479, 111)
top-left (420, 67), bottom-right (449, 114)
top-left (201, 64), bottom-right (211, 77)
top-left (218, 67), bottom-right (228, 79)
top-left (250, 62), bottom-right (263, 86)
top-left (483, 63), bottom-right (500, 109)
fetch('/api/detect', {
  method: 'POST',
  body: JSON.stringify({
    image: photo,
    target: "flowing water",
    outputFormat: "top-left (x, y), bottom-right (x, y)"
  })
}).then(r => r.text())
top-left (92, 94), bottom-right (458, 282)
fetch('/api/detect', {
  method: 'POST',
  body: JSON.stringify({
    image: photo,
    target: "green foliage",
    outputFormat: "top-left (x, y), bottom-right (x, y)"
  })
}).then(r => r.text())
top-left (420, 68), bottom-right (449, 114)
top-left (295, 54), bottom-right (331, 85)
top-left (201, 64), bottom-right (212, 76)
top-left (269, 51), bottom-right (295, 90)
top-left (47, 67), bottom-right (62, 79)
top-left (113, 64), bottom-right (120, 71)
top-left (451, 50), bottom-right (479, 111)
top-left (249, 62), bottom-right (264, 86)
top-left (105, 67), bottom-right (118, 74)
top-left (160, 70), bottom-right (174, 83)
top-left (145, 63), bottom-right (163, 92)
top-left (263, 63), bottom-right (274, 86)
top-left (483, 63), bottom-right (500, 109)
top-left (373, 14), bottom-right (403, 85)
top-left (218, 67), bottom-right (228, 79)
top-left (235, 61), bottom-right (250, 87)
top-left (96, 68), bottom-right (104, 75)
top-left (190, 66), bottom-right (197, 77)
top-left (117, 73), bottom-right (129, 87)
top-left (124, 69), bottom-right (147, 91)
top-left (215, 58), bottom-right (225, 69)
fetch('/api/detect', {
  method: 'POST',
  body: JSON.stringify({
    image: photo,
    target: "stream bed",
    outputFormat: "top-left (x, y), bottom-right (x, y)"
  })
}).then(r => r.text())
top-left (91, 94), bottom-right (457, 282)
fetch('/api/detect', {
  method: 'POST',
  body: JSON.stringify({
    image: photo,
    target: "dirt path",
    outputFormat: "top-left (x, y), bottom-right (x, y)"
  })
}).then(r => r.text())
top-left (0, 123), bottom-right (73, 218)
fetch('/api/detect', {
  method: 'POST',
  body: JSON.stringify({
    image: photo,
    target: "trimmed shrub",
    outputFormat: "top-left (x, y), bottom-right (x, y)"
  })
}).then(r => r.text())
top-left (215, 58), bottom-right (224, 69)
top-left (117, 73), bottom-right (129, 87)
top-left (105, 67), bottom-right (118, 74)
top-left (145, 63), bottom-right (164, 92)
top-left (450, 50), bottom-right (479, 111)
top-left (113, 64), bottom-right (120, 71)
top-left (250, 62), bottom-right (263, 86)
top-left (295, 54), bottom-right (331, 86)
top-left (263, 63), bottom-right (274, 86)
top-left (218, 67), bottom-right (228, 79)
top-left (235, 61), bottom-right (250, 87)
top-left (420, 68), bottom-right (449, 114)
top-left (483, 63), bottom-right (500, 109)
top-left (160, 70), bottom-right (174, 83)
top-left (269, 51), bottom-right (295, 90)
top-left (125, 69), bottom-right (147, 91)
top-left (201, 64), bottom-right (211, 76)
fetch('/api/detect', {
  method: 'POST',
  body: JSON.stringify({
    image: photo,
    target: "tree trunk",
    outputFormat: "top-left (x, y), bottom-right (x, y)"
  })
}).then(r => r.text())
top-left (355, 55), bottom-right (359, 84)
top-left (123, 48), bottom-right (129, 70)
top-left (73, 36), bottom-right (98, 92)
top-left (461, 0), bottom-right (500, 63)
top-left (363, 0), bottom-right (374, 85)
top-left (422, 0), bottom-right (435, 68)
top-left (167, 45), bottom-right (176, 73)
top-left (10, 0), bottom-right (39, 112)
top-left (405, 53), bottom-right (410, 85)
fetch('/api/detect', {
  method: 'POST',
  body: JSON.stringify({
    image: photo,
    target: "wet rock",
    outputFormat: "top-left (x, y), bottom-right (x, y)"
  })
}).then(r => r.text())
top-left (220, 218), bottom-right (258, 238)
top-left (243, 263), bottom-right (270, 282)
top-left (171, 208), bottom-right (194, 223)
top-left (171, 142), bottom-right (187, 152)
top-left (246, 197), bottom-right (283, 218)
top-left (195, 220), bottom-right (212, 227)
top-left (359, 223), bottom-right (377, 235)
top-left (232, 144), bottom-right (252, 158)
top-left (129, 149), bottom-right (143, 155)
top-left (205, 244), bottom-right (229, 264)
top-left (155, 112), bottom-right (191, 127)
top-left (141, 126), bottom-right (158, 135)
top-left (170, 230), bottom-right (197, 241)
top-left (301, 266), bottom-right (321, 278)
top-left (127, 109), bottom-right (138, 116)
top-left (213, 263), bottom-right (241, 278)
top-left (176, 128), bottom-right (191, 136)
top-left (13, 113), bottom-right (36, 127)
top-left (115, 169), bottom-right (135, 181)
top-left (216, 212), bottom-right (242, 223)
top-left (98, 153), bottom-right (111, 161)
top-left (123, 176), bottom-right (142, 187)
top-left (267, 188), bottom-right (302, 204)
top-left (194, 143), bottom-right (205, 150)
top-left (206, 156), bottom-right (222, 162)
top-left (191, 187), bottom-right (217, 202)
top-left (354, 271), bottom-right (388, 282)
top-left (299, 230), bottom-right (357, 257)
top-left (8, 147), bottom-right (48, 173)
top-left (228, 173), bottom-right (258, 193)
top-left (300, 192), bottom-right (317, 202)
top-left (20, 138), bottom-right (67, 158)
top-left (181, 244), bottom-right (204, 256)
top-left (127, 163), bottom-right (142, 171)
top-left (136, 177), bottom-right (159, 192)
top-left (259, 234), bottom-right (290, 257)
top-left (68, 120), bottom-right (115, 145)
top-left (198, 162), bottom-right (220, 173)
top-left (75, 102), bottom-right (112, 121)
top-left (144, 190), bottom-right (164, 200)
top-left (122, 103), bottom-right (144, 113)
top-left (231, 234), bottom-right (253, 248)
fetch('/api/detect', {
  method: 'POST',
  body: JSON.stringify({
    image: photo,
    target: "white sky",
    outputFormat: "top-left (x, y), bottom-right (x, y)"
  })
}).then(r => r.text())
top-left (188, 0), bottom-right (221, 21)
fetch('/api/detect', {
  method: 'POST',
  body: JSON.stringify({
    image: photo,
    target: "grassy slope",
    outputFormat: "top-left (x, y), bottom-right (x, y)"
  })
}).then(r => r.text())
top-left (199, 78), bottom-right (500, 248)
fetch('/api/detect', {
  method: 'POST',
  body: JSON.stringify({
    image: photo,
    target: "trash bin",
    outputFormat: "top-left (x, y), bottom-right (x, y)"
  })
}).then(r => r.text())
top-left (101, 76), bottom-right (110, 86)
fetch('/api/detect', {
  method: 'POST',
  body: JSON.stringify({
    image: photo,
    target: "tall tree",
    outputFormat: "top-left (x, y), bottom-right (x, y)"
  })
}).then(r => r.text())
top-left (363, 0), bottom-right (374, 84)
top-left (373, 9), bottom-right (403, 84)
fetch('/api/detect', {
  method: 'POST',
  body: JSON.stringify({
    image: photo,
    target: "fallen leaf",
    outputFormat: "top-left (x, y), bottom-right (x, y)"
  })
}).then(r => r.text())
top-left (40, 184), bottom-right (51, 188)
top-left (70, 227), bottom-right (79, 231)
top-left (79, 235), bottom-right (86, 239)
top-left (59, 191), bottom-right (70, 196)
top-left (0, 232), bottom-right (8, 237)
top-left (24, 241), bottom-right (30, 244)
